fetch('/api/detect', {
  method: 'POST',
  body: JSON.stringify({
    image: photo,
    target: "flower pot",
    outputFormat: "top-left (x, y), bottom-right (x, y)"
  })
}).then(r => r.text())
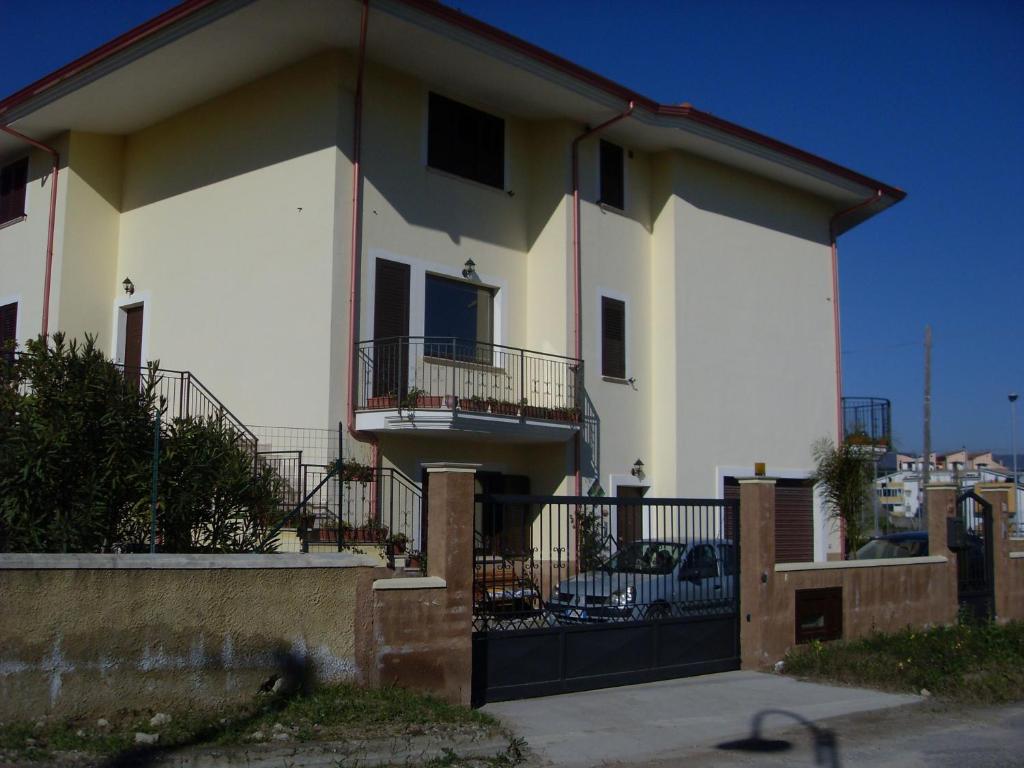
top-left (411, 395), bottom-right (443, 408)
top-left (367, 395), bottom-right (397, 409)
top-left (521, 405), bottom-right (554, 420)
top-left (489, 402), bottom-right (518, 416)
top-left (460, 399), bottom-right (489, 413)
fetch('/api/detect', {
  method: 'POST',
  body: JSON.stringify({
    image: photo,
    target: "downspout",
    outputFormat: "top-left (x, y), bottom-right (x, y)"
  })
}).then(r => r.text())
top-left (345, 0), bottom-right (378, 471)
top-left (570, 101), bottom-right (635, 495)
top-left (828, 189), bottom-right (882, 558)
top-left (0, 125), bottom-right (59, 337)
top-left (828, 189), bottom-right (882, 445)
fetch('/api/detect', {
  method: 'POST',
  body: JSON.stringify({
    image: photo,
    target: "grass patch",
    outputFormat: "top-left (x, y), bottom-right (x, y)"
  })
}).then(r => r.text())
top-left (0, 683), bottom-right (500, 764)
top-left (783, 619), bottom-right (1024, 703)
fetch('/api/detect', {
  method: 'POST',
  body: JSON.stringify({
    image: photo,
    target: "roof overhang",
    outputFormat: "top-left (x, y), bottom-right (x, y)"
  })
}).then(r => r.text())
top-left (1, 0), bottom-right (904, 233)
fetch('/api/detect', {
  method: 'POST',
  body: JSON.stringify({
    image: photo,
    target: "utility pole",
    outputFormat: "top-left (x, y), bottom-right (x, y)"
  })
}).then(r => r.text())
top-left (1011, 393), bottom-right (1019, 530)
top-left (921, 325), bottom-right (932, 526)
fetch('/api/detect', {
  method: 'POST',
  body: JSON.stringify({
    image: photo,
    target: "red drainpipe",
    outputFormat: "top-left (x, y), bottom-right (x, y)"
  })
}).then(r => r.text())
top-left (828, 189), bottom-right (882, 446)
top-left (344, 0), bottom-right (380, 476)
top-left (0, 125), bottom-right (59, 338)
top-left (570, 101), bottom-right (635, 494)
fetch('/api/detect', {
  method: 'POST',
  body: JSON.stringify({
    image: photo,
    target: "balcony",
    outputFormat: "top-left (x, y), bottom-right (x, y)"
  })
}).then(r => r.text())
top-left (354, 337), bottom-right (582, 442)
top-left (842, 396), bottom-right (892, 456)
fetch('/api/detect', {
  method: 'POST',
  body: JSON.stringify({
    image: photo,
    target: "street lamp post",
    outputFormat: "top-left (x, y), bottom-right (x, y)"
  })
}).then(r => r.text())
top-left (1011, 393), bottom-right (1019, 530)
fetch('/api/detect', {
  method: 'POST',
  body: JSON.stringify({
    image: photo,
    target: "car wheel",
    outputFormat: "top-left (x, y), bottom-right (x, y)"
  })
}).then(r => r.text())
top-left (645, 602), bottom-right (670, 620)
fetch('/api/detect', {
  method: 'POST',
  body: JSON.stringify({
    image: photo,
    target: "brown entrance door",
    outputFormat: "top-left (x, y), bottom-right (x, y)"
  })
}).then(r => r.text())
top-left (616, 486), bottom-right (645, 544)
top-left (123, 305), bottom-right (144, 383)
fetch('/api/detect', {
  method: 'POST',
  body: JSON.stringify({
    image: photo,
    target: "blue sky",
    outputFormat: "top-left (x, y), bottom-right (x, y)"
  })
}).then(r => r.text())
top-left (2, 0), bottom-right (1021, 454)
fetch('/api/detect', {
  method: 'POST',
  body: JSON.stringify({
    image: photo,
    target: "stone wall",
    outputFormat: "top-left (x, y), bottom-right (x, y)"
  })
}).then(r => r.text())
top-left (0, 553), bottom-right (377, 720)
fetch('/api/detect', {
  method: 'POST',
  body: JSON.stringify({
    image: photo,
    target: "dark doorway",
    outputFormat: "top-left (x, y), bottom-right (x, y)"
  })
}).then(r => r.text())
top-left (615, 485), bottom-right (645, 544)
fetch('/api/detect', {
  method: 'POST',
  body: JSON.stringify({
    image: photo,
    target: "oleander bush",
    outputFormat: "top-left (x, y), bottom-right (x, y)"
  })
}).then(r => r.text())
top-left (0, 333), bottom-right (283, 553)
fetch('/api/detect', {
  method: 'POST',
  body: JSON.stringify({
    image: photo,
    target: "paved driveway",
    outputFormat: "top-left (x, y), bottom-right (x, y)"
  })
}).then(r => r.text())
top-left (483, 671), bottom-right (922, 767)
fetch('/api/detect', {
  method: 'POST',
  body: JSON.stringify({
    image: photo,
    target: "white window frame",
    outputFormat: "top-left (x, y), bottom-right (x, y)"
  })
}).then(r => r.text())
top-left (365, 248), bottom-right (507, 349)
top-left (595, 287), bottom-right (630, 381)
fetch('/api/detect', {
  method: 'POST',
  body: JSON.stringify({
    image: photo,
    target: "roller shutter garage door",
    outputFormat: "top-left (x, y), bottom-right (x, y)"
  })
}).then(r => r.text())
top-left (724, 477), bottom-right (813, 564)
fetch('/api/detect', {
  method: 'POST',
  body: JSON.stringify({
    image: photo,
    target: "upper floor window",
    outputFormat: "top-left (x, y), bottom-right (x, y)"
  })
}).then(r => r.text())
top-left (0, 158), bottom-right (28, 225)
top-left (425, 273), bottom-right (495, 361)
top-left (599, 140), bottom-right (624, 209)
top-left (427, 92), bottom-right (504, 189)
top-left (601, 295), bottom-right (626, 379)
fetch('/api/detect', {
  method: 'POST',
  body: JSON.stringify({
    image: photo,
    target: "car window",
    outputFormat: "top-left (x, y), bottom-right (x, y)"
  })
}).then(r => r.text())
top-left (682, 544), bottom-right (718, 578)
top-left (718, 544), bottom-right (737, 576)
top-left (606, 542), bottom-right (681, 574)
top-left (856, 538), bottom-right (922, 559)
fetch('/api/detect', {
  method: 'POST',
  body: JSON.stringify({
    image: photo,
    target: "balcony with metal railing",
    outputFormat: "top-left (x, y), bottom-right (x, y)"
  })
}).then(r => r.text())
top-left (354, 336), bottom-right (583, 442)
top-left (842, 396), bottom-right (892, 456)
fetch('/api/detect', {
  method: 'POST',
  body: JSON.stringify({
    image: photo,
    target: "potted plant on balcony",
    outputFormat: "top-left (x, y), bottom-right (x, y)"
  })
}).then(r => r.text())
top-left (520, 398), bottom-right (554, 420)
top-left (487, 397), bottom-right (519, 416)
top-left (552, 405), bottom-right (581, 423)
top-left (386, 531), bottom-right (409, 554)
top-left (402, 387), bottom-right (443, 410)
top-left (459, 395), bottom-right (489, 413)
top-left (329, 458), bottom-right (376, 484)
top-left (366, 390), bottom-right (397, 410)
top-left (344, 517), bottom-right (389, 543)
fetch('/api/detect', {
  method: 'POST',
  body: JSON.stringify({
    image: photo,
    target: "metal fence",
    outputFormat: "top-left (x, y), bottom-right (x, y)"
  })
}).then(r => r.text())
top-left (472, 494), bottom-right (739, 632)
top-left (356, 336), bottom-right (583, 420)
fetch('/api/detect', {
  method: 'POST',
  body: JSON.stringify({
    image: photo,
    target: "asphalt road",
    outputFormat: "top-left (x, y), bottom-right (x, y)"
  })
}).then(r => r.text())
top-left (623, 700), bottom-right (1024, 768)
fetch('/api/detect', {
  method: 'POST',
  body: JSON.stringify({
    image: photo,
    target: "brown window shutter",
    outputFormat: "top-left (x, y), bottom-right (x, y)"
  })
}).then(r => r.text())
top-left (601, 296), bottom-right (626, 379)
top-left (0, 302), bottom-right (17, 360)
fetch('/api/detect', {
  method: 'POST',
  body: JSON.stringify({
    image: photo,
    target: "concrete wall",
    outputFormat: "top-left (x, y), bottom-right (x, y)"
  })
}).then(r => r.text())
top-left (0, 553), bottom-right (376, 720)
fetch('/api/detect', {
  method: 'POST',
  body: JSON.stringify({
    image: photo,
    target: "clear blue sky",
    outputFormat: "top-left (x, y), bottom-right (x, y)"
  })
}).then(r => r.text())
top-left (2, 0), bottom-right (1021, 454)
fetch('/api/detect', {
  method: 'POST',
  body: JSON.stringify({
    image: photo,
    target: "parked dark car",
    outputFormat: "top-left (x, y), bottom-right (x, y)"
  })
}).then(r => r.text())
top-left (855, 531), bottom-right (929, 559)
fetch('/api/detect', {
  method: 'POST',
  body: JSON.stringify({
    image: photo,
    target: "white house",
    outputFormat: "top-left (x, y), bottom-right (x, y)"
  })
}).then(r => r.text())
top-left (0, 0), bottom-right (905, 560)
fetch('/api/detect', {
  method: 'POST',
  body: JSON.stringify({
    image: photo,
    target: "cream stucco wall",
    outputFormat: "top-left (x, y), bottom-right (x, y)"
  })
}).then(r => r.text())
top-left (651, 152), bottom-right (837, 498)
top-left (116, 53), bottom-right (347, 428)
top-left (0, 138), bottom-right (70, 348)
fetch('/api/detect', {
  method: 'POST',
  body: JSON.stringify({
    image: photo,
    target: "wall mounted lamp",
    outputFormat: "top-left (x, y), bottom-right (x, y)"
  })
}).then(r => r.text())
top-left (122, 277), bottom-right (135, 296)
top-left (462, 258), bottom-right (477, 279)
top-left (631, 458), bottom-right (645, 478)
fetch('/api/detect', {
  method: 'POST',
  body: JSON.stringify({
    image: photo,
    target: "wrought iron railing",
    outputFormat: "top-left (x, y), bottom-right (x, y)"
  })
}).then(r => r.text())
top-left (842, 396), bottom-right (891, 451)
top-left (272, 463), bottom-right (424, 562)
top-left (356, 336), bottom-right (583, 422)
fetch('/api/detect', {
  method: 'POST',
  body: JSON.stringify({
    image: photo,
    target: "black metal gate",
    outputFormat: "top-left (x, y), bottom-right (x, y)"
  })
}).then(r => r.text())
top-left (472, 494), bottom-right (740, 704)
top-left (954, 491), bottom-right (994, 621)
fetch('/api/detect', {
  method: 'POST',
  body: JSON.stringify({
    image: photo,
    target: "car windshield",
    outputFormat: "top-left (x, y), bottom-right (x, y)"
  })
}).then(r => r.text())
top-left (856, 537), bottom-right (924, 559)
top-left (603, 542), bottom-right (682, 574)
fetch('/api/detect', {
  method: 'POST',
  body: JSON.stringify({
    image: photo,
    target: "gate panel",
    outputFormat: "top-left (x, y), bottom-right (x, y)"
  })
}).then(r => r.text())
top-left (955, 491), bottom-right (994, 621)
top-left (472, 495), bottom-right (740, 704)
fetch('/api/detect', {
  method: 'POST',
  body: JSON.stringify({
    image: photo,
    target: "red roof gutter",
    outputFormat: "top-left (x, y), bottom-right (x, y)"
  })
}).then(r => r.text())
top-left (0, 0), bottom-right (905, 205)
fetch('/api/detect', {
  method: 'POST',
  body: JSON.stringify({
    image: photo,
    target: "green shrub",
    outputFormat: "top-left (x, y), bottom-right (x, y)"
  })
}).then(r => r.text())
top-left (0, 334), bottom-right (155, 553)
top-left (0, 334), bottom-right (284, 553)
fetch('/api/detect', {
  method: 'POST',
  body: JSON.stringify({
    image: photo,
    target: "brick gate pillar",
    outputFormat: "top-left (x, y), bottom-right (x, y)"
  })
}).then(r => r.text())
top-left (975, 483), bottom-right (1013, 623)
top-left (358, 464), bottom-right (476, 705)
top-left (925, 483), bottom-right (960, 624)
top-left (739, 477), bottom-right (776, 670)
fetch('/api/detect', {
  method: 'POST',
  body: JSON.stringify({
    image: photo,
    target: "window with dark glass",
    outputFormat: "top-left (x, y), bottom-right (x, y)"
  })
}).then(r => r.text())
top-left (0, 158), bottom-right (28, 225)
top-left (424, 274), bottom-right (494, 361)
top-left (427, 92), bottom-right (504, 189)
top-left (599, 140), bottom-right (624, 209)
top-left (601, 296), bottom-right (626, 379)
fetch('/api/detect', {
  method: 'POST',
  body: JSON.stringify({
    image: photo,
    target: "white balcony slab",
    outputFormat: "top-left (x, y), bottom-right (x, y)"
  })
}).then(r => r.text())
top-left (355, 408), bottom-right (579, 443)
